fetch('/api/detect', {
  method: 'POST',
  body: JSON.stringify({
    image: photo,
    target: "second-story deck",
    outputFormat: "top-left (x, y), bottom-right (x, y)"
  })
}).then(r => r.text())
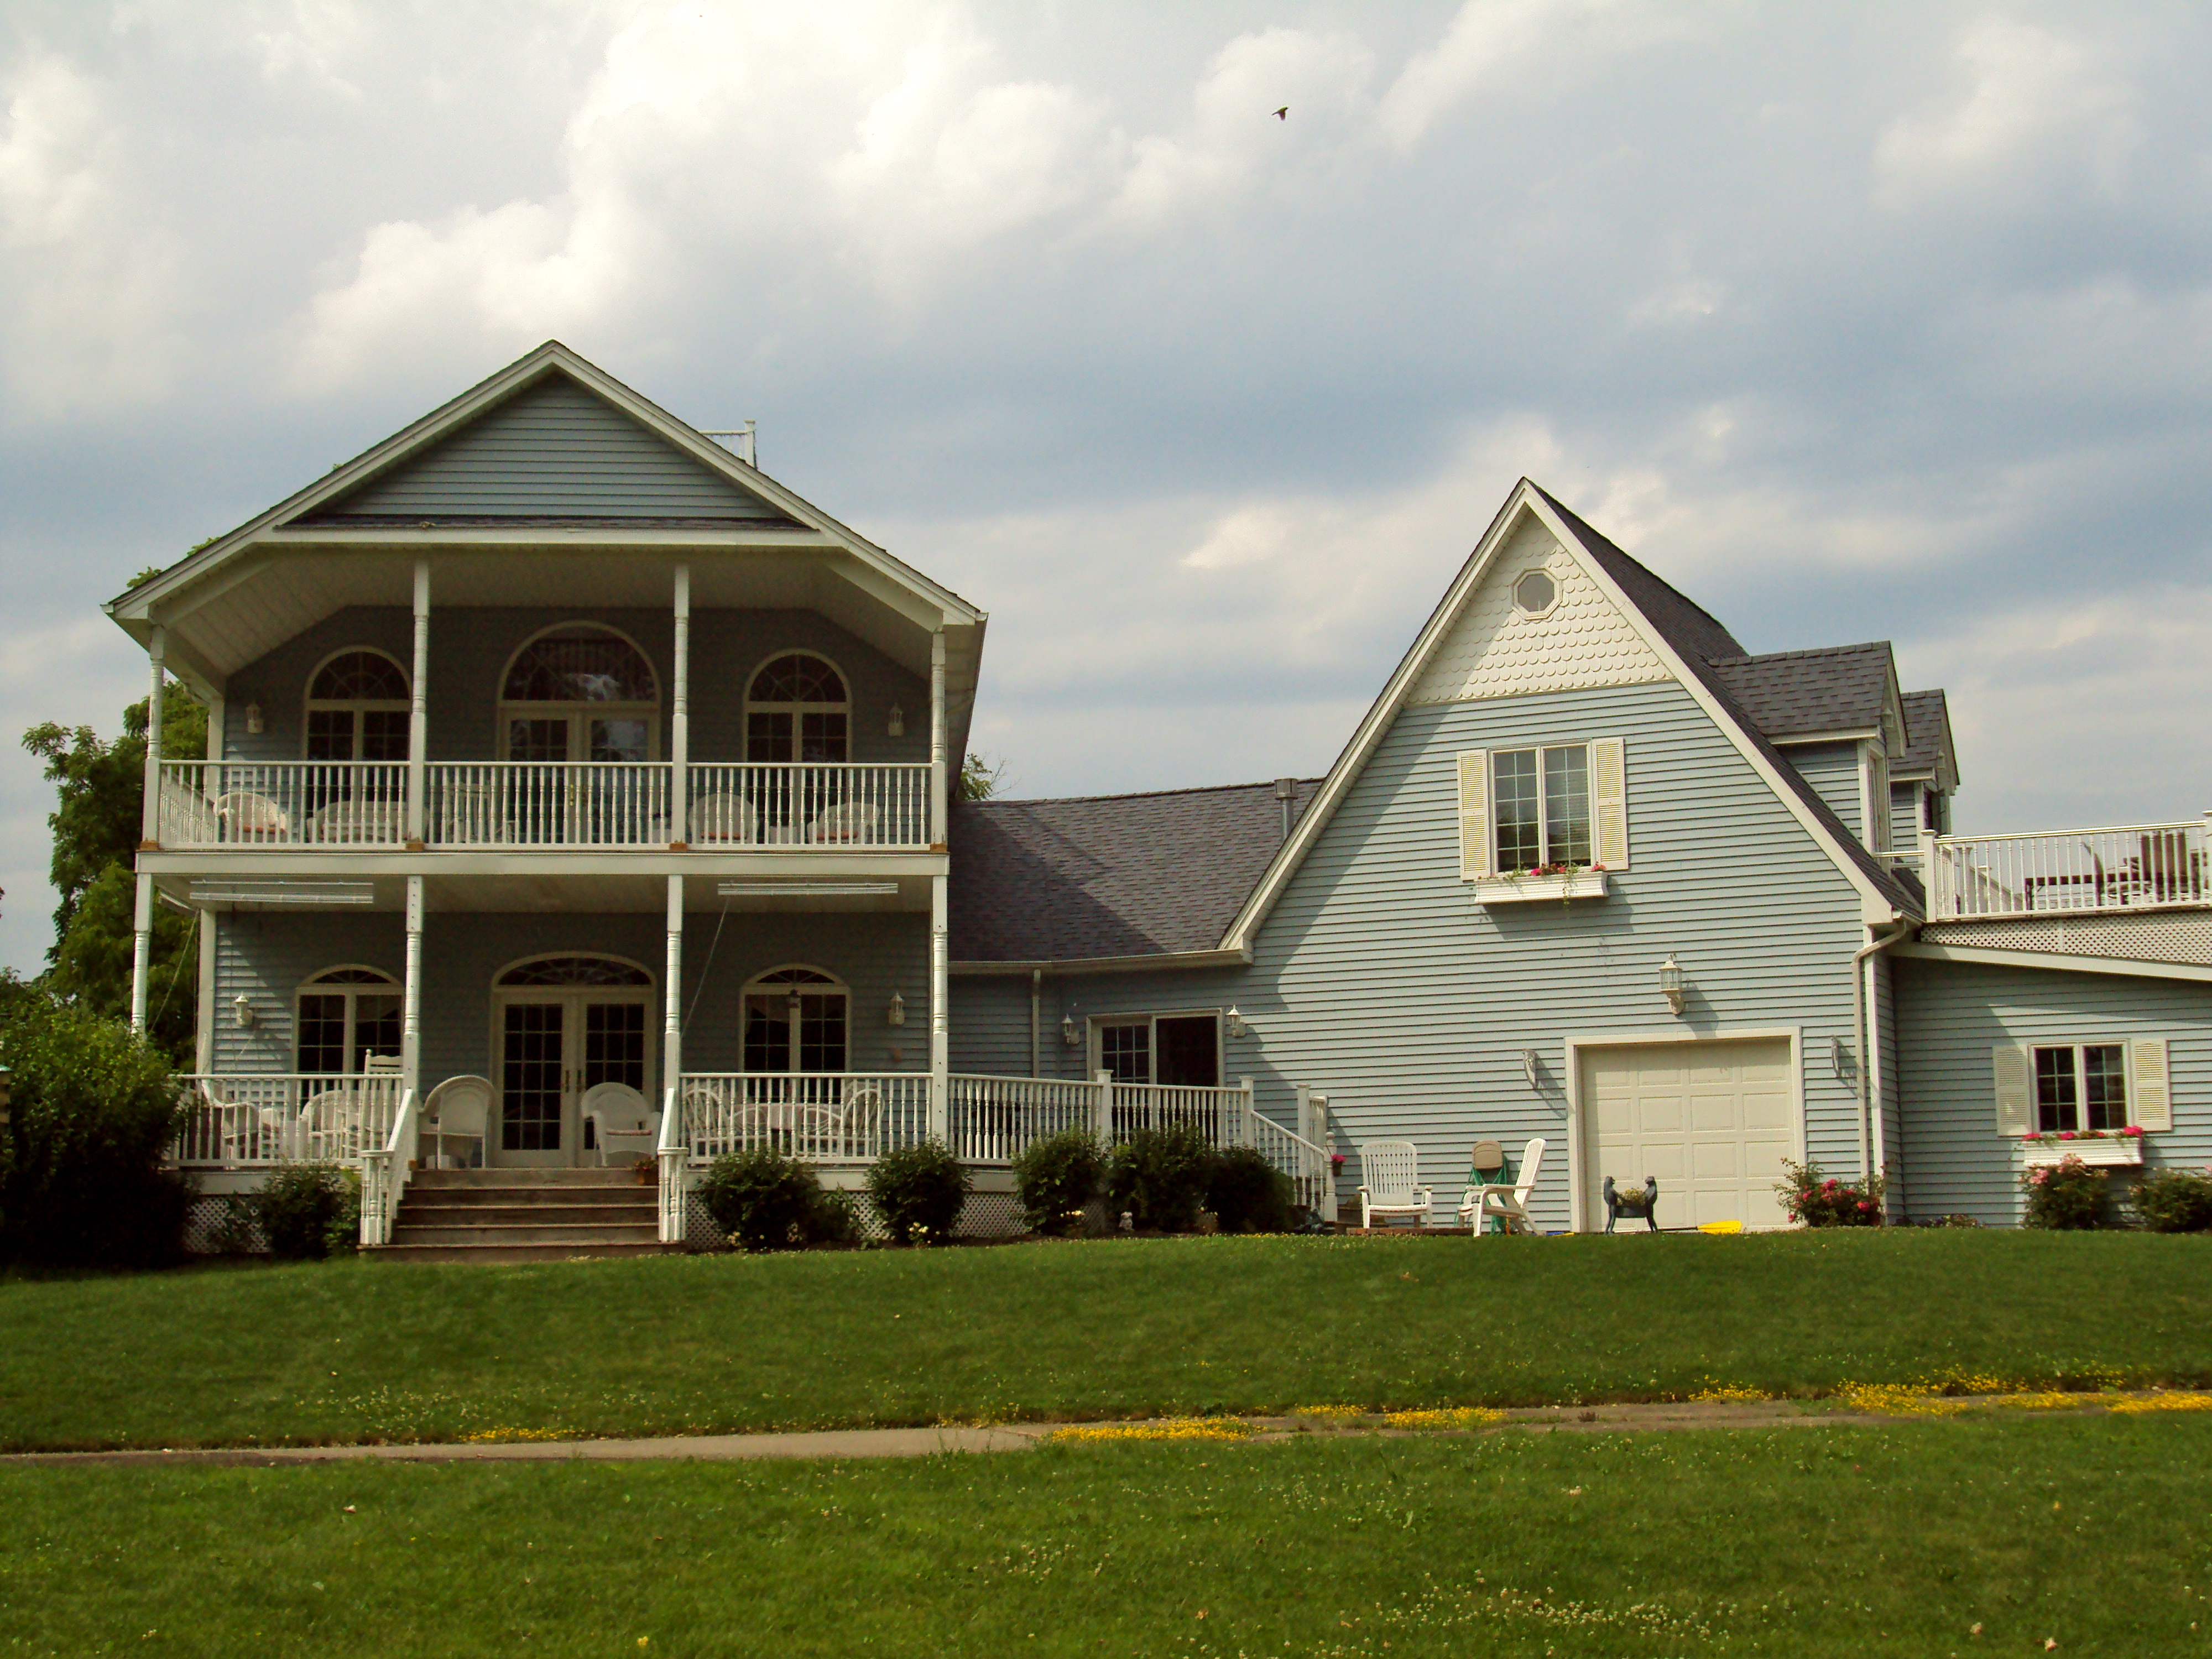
top-left (1925, 817), bottom-right (2210, 922)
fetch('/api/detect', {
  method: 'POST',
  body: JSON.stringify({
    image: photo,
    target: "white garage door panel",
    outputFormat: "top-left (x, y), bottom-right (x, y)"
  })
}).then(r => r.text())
top-left (1583, 1038), bottom-right (1797, 1231)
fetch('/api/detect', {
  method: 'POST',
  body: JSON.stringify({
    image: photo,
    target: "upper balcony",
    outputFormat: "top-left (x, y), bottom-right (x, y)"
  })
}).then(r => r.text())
top-left (1925, 818), bottom-right (2210, 922)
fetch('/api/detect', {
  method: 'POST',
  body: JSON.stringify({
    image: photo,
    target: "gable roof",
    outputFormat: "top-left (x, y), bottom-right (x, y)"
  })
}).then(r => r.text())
top-left (1895, 689), bottom-right (1959, 787)
top-left (1705, 642), bottom-right (1898, 742)
top-left (950, 780), bottom-right (1318, 966)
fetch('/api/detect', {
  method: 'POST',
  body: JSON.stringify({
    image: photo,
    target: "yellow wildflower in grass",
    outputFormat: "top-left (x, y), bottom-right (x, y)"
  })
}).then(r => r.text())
top-left (1049, 1417), bottom-right (1253, 1444)
top-left (1689, 1383), bottom-right (1772, 1403)
top-left (1383, 1407), bottom-right (1506, 1431)
top-left (1838, 1379), bottom-right (2089, 1417)
top-left (1290, 1404), bottom-right (1367, 1422)
top-left (2109, 1392), bottom-right (2212, 1414)
top-left (458, 1426), bottom-right (571, 1444)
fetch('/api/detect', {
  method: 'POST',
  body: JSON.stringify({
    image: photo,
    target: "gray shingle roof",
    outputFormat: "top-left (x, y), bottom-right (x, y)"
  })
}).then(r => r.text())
top-left (1704, 642), bottom-right (1897, 740)
top-left (949, 780), bottom-right (1319, 962)
top-left (1896, 689), bottom-right (1957, 781)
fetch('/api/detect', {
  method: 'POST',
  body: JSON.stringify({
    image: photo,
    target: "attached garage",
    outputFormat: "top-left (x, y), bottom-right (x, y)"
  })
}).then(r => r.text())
top-left (1577, 1037), bottom-right (1801, 1230)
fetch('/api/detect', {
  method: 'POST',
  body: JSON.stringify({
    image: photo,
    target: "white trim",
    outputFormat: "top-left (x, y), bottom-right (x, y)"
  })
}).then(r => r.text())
top-left (1772, 728), bottom-right (1882, 747)
top-left (950, 948), bottom-right (1251, 977)
top-left (2020, 1138), bottom-right (2143, 1168)
top-left (1895, 940), bottom-right (2212, 985)
top-left (1472, 871), bottom-right (1608, 905)
top-left (1561, 1026), bottom-right (1804, 1235)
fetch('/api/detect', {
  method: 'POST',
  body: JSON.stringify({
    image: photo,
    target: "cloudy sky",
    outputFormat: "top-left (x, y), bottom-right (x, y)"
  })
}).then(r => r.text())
top-left (2, 0), bottom-right (2208, 972)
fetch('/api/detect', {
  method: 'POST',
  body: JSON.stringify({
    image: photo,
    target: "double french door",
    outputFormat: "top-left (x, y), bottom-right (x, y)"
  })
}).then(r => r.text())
top-left (493, 992), bottom-right (652, 1166)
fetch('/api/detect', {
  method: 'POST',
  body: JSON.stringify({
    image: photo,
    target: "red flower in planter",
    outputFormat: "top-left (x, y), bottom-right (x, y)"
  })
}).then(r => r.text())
top-left (2058, 1131), bottom-right (2076, 1141)
top-left (2122, 1125), bottom-right (2146, 1138)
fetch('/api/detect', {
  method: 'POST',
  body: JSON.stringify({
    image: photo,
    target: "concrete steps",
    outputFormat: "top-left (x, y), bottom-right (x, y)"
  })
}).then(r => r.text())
top-left (370, 1166), bottom-right (675, 1263)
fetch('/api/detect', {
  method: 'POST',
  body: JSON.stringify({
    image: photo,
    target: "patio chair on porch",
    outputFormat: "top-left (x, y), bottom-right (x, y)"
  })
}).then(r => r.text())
top-left (215, 791), bottom-right (289, 843)
top-left (688, 792), bottom-right (759, 846)
top-left (582, 1081), bottom-right (658, 1166)
top-left (1463, 1138), bottom-right (1546, 1235)
top-left (808, 801), bottom-right (879, 844)
top-left (422, 1074), bottom-right (492, 1169)
top-left (1357, 1140), bottom-right (1433, 1229)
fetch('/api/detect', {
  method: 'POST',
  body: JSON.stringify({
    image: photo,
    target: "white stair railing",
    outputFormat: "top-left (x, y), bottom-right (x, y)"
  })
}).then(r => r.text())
top-left (359, 1088), bottom-right (418, 1246)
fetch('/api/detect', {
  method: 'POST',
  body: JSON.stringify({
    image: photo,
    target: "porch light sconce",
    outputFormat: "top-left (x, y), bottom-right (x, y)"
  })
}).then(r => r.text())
top-left (243, 702), bottom-right (264, 735)
top-left (1060, 1015), bottom-right (1081, 1048)
top-left (886, 990), bottom-right (905, 1027)
top-left (231, 994), bottom-right (255, 1029)
top-left (1225, 1006), bottom-right (1249, 1039)
top-left (1522, 1048), bottom-right (1542, 1091)
top-left (1658, 956), bottom-right (1686, 1016)
top-left (887, 702), bottom-right (905, 738)
top-left (1830, 1034), bottom-right (1848, 1081)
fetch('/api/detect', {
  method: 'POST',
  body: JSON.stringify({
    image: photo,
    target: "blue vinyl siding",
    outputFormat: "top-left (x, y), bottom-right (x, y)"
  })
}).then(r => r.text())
top-left (1894, 956), bottom-right (2212, 1224)
top-left (324, 376), bottom-right (781, 520)
top-left (1890, 782), bottom-right (1924, 853)
top-left (1781, 741), bottom-right (1863, 841)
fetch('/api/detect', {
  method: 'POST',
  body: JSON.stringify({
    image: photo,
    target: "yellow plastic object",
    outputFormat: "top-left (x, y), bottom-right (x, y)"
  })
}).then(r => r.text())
top-left (1698, 1219), bottom-right (1744, 1234)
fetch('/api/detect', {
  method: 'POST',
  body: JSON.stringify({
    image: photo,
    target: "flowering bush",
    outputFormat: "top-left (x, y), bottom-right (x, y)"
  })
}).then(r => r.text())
top-left (2022, 1125), bottom-right (2145, 1145)
top-left (1773, 1159), bottom-right (1885, 1227)
top-left (2131, 1167), bottom-right (2212, 1234)
top-left (2022, 1154), bottom-right (2109, 1230)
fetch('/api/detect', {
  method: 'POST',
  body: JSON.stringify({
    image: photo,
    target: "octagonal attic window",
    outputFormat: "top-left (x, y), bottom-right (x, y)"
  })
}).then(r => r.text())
top-left (1512, 568), bottom-right (1558, 618)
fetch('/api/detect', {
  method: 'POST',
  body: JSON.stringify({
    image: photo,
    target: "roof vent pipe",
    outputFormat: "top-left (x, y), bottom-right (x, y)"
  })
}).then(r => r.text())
top-left (1274, 778), bottom-right (1297, 842)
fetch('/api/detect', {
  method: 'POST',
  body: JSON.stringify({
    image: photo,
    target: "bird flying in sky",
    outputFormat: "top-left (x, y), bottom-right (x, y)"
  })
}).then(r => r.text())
top-left (1274, 107), bottom-right (1288, 120)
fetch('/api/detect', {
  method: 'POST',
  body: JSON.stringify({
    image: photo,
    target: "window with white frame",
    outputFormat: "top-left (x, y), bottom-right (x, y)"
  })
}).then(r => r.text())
top-left (1992, 1037), bottom-right (2172, 1136)
top-left (305, 650), bottom-right (410, 762)
top-left (295, 966), bottom-right (401, 1074)
top-left (1456, 739), bottom-right (1628, 879)
top-left (2034, 1044), bottom-right (2128, 1134)
top-left (1093, 1013), bottom-right (1220, 1087)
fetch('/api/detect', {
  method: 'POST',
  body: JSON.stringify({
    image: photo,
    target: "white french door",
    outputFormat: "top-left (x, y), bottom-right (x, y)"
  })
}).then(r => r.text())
top-left (492, 992), bottom-right (653, 1167)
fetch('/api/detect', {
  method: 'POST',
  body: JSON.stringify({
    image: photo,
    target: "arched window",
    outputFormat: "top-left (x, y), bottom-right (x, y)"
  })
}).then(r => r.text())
top-left (305, 650), bottom-right (410, 761)
top-left (743, 966), bottom-right (847, 1074)
top-left (499, 625), bottom-right (660, 764)
top-left (745, 653), bottom-right (849, 765)
top-left (296, 965), bottom-right (401, 1074)
top-left (495, 956), bottom-right (654, 987)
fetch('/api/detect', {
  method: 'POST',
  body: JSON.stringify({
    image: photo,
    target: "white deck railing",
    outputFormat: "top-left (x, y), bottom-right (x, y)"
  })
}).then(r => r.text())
top-left (426, 762), bottom-right (670, 848)
top-left (947, 1074), bottom-right (1101, 1162)
top-left (157, 762), bottom-right (409, 848)
top-left (679, 1072), bottom-right (934, 1162)
top-left (1927, 819), bottom-right (2209, 921)
top-left (173, 1073), bottom-right (406, 1166)
top-left (685, 763), bottom-right (932, 849)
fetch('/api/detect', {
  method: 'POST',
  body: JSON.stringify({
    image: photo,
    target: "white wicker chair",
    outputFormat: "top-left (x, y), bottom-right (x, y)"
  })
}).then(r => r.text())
top-left (422, 1074), bottom-right (493, 1169)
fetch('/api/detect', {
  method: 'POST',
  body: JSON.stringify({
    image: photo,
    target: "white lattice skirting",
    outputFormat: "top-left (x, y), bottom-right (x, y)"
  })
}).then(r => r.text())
top-left (1924, 913), bottom-right (2212, 965)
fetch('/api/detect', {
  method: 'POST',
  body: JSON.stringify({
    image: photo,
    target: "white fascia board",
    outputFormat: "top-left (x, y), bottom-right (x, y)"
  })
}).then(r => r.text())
top-left (137, 849), bottom-right (950, 880)
top-left (951, 948), bottom-right (1251, 977)
top-left (1218, 484), bottom-right (1528, 953)
top-left (1524, 493), bottom-right (1906, 926)
top-left (1893, 940), bottom-right (2212, 984)
top-left (1773, 728), bottom-right (1882, 748)
top-left (265, 524), bottom-right (838, 549)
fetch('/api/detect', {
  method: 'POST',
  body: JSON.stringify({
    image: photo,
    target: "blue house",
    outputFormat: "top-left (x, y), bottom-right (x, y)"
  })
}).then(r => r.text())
top-left (111, 343), bottom-right (2210, 1251)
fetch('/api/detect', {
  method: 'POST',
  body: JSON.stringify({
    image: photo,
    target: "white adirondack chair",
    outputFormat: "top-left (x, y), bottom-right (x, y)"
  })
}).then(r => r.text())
top-left (422, 1074), bottom-right (492, 1169)
top-left (1357, 1140), bottom-right (1433, 1229)
top-left (1462, 1137), bottom-right (1546, 1235)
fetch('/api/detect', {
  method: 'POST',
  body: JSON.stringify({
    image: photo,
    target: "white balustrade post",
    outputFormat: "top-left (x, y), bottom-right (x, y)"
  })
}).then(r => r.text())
top-left (671, 563), bottom-right (690, 846)
top-left (403, 877), bottom-right (424, 1102)
top-left (139, 626), bottom-right (166, 846)
top-left (1094, 1069), bottom-right (1112, 1143)
top-left (407, 560), bottom-right (429, 845)
top-left (1239, 1077), bottom-right (1255, 1148)
top-left (129, 873), bottom-right (155, 1035)
top-left (664, 875), bottom-right (684, 1096)
top-left (928, 872), bottom-right (949, 1141)
top-left (929, 629), bottom-right (947, 848)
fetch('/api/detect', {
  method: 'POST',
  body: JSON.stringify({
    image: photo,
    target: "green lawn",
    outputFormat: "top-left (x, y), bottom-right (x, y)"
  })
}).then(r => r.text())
top-left (4, 1416), bottom-right (2210, 1656)
top-left (5, 1232), bottom-right (2212, 1452)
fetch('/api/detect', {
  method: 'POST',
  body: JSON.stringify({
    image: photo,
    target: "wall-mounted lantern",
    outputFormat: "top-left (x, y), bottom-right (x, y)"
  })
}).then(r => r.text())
top-left (232, 994), bottom-right (256, 1029)
top-left (243, 702), bottom-right (264, 735)
top-left (1224, 1006), bottom-right (1249, 1039)
top-left (1060, 1015), bottom-right (1081, 1048)
top-left (886, 990), bottom-right (905, 1027)
top-left (1522, 1048), bottom-right (1542, 1091)
top-left (887, 702), bottom-right (905, 738)
top-left (1658, 956), bottom-right (1686, 1016)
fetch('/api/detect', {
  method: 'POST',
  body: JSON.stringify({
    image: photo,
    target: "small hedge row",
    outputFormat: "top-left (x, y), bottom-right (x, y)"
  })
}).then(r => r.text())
top-left (695, 1140), bottom-right (970, 1250)
top-left (1012, 1124), bottom-right (1296, 1237)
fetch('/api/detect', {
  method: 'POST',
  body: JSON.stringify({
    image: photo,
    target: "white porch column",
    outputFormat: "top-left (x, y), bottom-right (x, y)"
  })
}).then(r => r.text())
top-left (928, 872), bottom-right (949, 1141)
top-left (138, 625), bottom-right (166, 846)
top-left (671, 564), bottom-right (690, 845)
top-left (928, 629), bottom-right (947, 848)
top-left (195, 693), bottom-right (222, 1070)
top-left (128, 873), bottom-right (154, 1034)
top-left (664, 875), bottom-right (684, 1095)
top-left (403, 877), bottom-right (424, 1100)
top-left (406, 561), bottom-right (430, 845)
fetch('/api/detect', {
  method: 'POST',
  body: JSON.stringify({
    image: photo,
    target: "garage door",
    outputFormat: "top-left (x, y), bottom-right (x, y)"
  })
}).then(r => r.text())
top-left (1582, 1039), bottom-right (1797, 1230)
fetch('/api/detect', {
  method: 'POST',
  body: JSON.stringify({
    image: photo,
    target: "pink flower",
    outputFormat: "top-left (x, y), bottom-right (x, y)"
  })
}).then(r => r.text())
top-left (2124, 1125), bottom-right (2145, 1138)
top-left (2058, 1131), bottom-right (2075, 1141)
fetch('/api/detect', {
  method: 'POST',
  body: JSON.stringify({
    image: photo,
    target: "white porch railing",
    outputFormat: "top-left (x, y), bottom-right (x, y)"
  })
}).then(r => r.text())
top-left (358, 1088), bottom-right (419, 1246)
top-left (1927, 819), bottom-right (2210, 921)
top-left (947, 1074), bottom-right (1101, 1162)
top-left (685, 763), bottom-right (933, 849)
top-left (679, 1072), bottom-right (934, 1162)
top-left (426, 762), bottom-right (671, 848)
top-left (173, 1073), bottom-right (406, 1166)
top-left (156, 762), bottom-right (409, 848)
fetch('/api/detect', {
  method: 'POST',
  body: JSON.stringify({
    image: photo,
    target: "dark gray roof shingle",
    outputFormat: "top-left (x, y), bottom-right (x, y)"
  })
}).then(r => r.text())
top-left (1896, 689), bottom-right (1956, 781)
top-left (949, 780), bottom-right (1319, 962)
top-left (1704, 643), bottom-right (1897, 740)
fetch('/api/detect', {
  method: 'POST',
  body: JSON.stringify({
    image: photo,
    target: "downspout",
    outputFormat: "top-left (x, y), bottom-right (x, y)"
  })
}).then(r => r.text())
top-left (1853, 920), bottom-right (1912, 1189)
top-left (1029, 969), bottom-right (1041, 1080)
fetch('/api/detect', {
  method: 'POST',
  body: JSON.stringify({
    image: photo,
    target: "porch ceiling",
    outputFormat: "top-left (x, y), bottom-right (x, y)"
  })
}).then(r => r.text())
top-left (163, 869), bottom-right (936, 915)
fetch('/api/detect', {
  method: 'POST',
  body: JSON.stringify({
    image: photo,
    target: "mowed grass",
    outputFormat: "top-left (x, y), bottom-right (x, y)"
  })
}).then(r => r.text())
top-left (6, 1417), bottom-right (2212, 1657)
top-left (6, 1231), bottom-right (2212, 1451)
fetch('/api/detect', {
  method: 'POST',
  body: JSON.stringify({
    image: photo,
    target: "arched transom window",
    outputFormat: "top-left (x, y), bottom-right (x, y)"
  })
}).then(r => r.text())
top-left (496, 956), bottom-right (654, 987)
top-left (499, 626), bottom-right (659, 764)
top-left (743, 966), bottom-right (847, 1073)
top-left (296, 965), bottom-right (400, 1074)
top-left (745, 653), bottom-right (849, 764)
top-left (305, 650), bottom-right (410, 761)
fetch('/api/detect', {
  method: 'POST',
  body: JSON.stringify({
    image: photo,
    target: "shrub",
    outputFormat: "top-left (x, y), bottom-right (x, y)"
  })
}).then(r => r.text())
top-left (810, 1187), bottom-right (863, 1246)
top-left (249, 1162), bottom-right (359, 1260)
top-left (1775, 1159), bottom-right (1886, 1228)
top-left (1208, 1146), bottom-right (1293, 1234)
top-left (1012, 1129), bottom-right (1104, 1235)
top-left (697, 1147), bottom-right (824, 1251)
top-left (1107, 1124), bottom-right (1214, 1233)
top-left (867, 1141), bottom-right (971, 1245)
top-left (0, 991), bottom-right (191, 1266)
top-left (2132, 1167), bottom-right (2212, 1234)
top-left (2022, 1155), bottom-right (2109, 1230)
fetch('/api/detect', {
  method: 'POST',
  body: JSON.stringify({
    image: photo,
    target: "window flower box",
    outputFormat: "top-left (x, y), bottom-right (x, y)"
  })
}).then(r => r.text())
top-left (1472, 869), bottom-right (1609, 906)
top-left (2020, 1130), bottom-right (2145, 1168)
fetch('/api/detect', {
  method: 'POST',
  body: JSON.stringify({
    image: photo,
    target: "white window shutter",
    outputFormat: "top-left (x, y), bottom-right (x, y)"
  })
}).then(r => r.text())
top-left (2130, 1037), bottom-right (2172, 1132)
top-left (1590, 738), bottom-right (1630, 870)
top-left (1991, 1044), bottom-right (2032, 1136)
top-left (1457, 750), bottom-right (1491, 879)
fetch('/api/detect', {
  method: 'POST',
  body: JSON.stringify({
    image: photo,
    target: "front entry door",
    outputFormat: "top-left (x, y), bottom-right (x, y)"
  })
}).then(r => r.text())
top-left (494, 993), bottom-right (653, 1166)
